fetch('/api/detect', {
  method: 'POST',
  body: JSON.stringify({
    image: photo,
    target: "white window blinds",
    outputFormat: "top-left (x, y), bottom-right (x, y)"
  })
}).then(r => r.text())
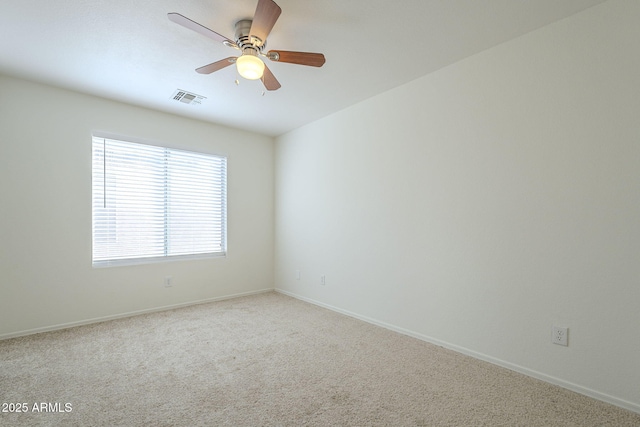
top-left (92, 136), bottom-right (227, 266)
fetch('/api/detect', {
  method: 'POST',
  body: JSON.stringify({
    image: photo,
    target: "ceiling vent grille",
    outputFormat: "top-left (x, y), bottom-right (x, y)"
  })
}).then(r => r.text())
top-left (171, 89), bottom-right (206, 105)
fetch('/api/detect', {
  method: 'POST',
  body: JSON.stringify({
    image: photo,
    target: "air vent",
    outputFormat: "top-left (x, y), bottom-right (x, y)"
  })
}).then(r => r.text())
top-left (171, 89), bottom-right (206, 105)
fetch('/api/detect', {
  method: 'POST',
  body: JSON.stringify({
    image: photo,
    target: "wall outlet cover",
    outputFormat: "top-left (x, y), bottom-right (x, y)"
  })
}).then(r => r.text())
top-left (552, 326), bottom-right (568, 346)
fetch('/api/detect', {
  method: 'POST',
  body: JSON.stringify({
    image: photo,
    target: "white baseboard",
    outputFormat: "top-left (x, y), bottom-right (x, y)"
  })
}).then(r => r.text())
top-left (0, 288), bottom-right (274, 341)
top-left (275, 288), bottom-right (640, 415)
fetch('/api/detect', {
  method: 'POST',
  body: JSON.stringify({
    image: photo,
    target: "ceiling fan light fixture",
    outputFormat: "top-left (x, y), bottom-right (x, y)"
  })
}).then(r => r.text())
top-left (169, 0), bottom-right (325, 91)
top-left (236, 49), bottom-right (265, 80)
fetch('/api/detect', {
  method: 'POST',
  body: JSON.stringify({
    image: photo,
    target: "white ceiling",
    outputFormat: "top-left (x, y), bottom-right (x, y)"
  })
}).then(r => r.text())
top-left (0, 0), bottom-right (607, 137)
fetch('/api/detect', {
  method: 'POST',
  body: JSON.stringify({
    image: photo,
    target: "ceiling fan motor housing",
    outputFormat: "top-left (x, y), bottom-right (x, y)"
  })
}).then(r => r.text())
top-left (235, 19), bottom-right (265, 51)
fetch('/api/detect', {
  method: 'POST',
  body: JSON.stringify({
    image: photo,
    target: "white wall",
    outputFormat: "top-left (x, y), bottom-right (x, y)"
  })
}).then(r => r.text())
top-left (0, 75), bottom-right (274, 337)
top-left (275, 0), bottom-right (640, 412)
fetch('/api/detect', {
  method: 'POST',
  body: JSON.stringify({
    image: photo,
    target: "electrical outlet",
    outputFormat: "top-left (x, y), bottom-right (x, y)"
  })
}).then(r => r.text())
top-left (164, 276), bottom-right (173, 287)
top-left (320, 275), bottom-right (326, 286)
top-left (552, 326), bottom-right (568, 346)
top-left (296, 270), bottom-right (301, 280)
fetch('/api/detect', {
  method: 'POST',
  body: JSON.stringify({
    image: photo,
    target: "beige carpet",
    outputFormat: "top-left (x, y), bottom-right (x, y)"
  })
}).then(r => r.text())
top-left (1, 291), bottom-right (639, 426)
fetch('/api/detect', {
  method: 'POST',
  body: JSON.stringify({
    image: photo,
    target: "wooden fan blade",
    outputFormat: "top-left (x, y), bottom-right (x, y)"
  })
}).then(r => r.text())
top-left (261, 64), bottom-right (281, 91)
top-left (249, 0), bottom-right (281, 46)
top-left (168, 13), bottom-right (233, 45)
top-left (196, 57), bottom-right (236, 74)
top-left (267, 50), bottom-right (325, 67)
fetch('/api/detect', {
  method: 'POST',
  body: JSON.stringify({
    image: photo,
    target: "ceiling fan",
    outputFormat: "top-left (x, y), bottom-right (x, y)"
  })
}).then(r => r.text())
top-left (168, 0), bottom-right (326, 91)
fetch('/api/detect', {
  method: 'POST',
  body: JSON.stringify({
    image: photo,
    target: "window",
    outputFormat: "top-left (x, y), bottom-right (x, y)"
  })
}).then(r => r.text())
top-left (92, 135), bottom-right (226, 267)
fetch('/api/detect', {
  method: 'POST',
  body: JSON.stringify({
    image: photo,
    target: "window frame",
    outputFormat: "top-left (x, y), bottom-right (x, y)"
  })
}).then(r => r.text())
top-left (91, 133), bottom-right (227, 268)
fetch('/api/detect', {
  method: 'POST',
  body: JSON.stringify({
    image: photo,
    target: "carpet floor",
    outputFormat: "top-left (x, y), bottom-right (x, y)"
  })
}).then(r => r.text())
top-left (1, 291), bottom-right (639, 426)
